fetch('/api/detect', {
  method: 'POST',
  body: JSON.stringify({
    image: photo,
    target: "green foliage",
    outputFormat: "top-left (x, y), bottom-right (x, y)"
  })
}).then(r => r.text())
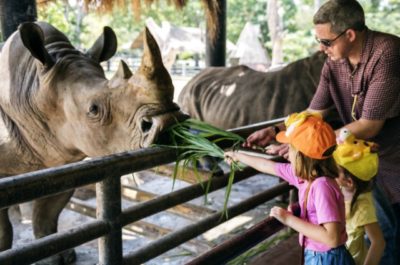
top-left (274, 0), bottom-right (400, 61)
top-left (37, 0), bottom-right (400, 63)
top-left (38, 1), bottom-right (75, 39)
top-left (227, 0), bottom-right (268, 44)
top-left (157, 119), bottom-right (245, 218)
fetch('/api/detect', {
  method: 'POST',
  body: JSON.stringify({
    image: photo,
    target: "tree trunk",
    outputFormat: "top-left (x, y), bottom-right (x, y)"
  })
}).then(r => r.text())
top-left (0, 0), bottom-right (37, 41)
top-left (267, 0), bottom-right (284, 66)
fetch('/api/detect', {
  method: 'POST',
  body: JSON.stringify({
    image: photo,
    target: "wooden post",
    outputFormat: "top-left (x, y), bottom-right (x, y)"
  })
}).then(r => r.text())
top-left (0, 0), bottom-right (37, 41)
top-left (205, 0), bottom-right (226, 67)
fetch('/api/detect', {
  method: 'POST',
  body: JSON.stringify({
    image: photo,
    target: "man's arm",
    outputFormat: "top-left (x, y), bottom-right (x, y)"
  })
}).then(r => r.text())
top-left (308, 108), bottom-right (385, 139)
top-left (341, 119), bottom-right (384, 139)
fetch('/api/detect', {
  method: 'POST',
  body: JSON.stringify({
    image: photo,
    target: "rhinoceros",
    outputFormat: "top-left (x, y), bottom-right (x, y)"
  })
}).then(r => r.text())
top-left (0, 22), bottom-right (185, 264)
top-left (178, 51), bottom-right (331, 130)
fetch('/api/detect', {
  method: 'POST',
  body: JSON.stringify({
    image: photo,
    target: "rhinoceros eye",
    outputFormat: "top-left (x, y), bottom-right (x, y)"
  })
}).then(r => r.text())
top-left (88, 104), bottom-right (99, 116)
top-left (87, 100), bottom-right (112, 125)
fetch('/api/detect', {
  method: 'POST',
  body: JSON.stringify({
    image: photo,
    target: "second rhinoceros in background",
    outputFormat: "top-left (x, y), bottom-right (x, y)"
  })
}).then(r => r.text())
top-left (178, 52), bottom-right (328, 130)
top-left (0, 21), bottom-right (186, 264)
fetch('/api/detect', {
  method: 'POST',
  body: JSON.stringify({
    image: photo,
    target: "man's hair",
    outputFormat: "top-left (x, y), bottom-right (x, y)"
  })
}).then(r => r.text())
top-left (293, 148), bottom-right (338, 181)
top-left (313, 0), bottom-right (366, 34)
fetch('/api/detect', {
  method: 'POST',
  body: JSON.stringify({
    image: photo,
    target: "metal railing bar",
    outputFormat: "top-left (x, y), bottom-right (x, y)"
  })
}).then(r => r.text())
top-left (120, 184), bottom-right (216, 220)
top-left (0, 168), bottom-right (258, 264)
top-left (0, 118), bottom-right (285, 210)
top-left (0, 220), bottom-right (109, 265)
top-left (228, 117), bottom-right (285, 137)
top-left (97, 175), bottom-right (123, 265)
top-left (186, 217), bottom-right (285, 265)
top-left (120, 167), bottom-right (259, 226)
top-left (123, 182), bottom-right (291, 265)
top-left (0, 147), bottom-right (177, 209)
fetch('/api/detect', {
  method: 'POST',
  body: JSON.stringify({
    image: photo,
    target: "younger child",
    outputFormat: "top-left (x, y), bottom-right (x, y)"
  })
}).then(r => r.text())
top-left (225, 112), bottom-right (354, 265)
top-left (333, 129), bottom-right (385, 265)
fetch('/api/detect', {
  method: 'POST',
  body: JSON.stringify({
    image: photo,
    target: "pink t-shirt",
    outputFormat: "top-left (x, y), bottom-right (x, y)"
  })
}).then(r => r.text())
top-left (275, 163), bottom-right (347, 252)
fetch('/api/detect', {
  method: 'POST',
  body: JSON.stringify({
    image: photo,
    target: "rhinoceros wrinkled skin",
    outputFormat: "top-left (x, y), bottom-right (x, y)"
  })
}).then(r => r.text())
top-left (0, 22), bottom-right (185, 264)
top-left (178, 52), bottom-right (329, 130)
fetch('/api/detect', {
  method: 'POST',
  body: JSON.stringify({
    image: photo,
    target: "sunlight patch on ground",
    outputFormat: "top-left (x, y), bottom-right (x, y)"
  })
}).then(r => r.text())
top-left (203, 215), bottom-right (252, 241)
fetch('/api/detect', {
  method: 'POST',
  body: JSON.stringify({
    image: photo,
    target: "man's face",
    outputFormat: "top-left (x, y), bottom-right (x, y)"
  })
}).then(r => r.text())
top-left (315, 23), bottom-right (349, 61)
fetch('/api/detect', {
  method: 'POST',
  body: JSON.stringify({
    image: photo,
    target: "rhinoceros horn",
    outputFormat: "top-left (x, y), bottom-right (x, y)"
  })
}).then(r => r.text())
top-left (19, 22), bottom-right (55, 68)
top-left (87, 26), bottom-right (117, 62)
top-left (138, 27), bottom-right (168, 78)
top-left (132, 27), bottom-right (174, 101)
top-left (112, 60), bottom-right (133, 80)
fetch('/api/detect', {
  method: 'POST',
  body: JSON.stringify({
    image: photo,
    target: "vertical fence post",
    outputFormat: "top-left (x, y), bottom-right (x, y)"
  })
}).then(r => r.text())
top-left (97, 175), bottom-right (123, 265)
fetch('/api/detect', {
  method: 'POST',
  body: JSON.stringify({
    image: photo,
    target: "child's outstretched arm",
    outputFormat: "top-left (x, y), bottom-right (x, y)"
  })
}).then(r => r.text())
top-left (224, 151), bottom-right (277, 176)
top-left (364, 222), bottom-right (385, 265)
top-left (270, 206), bottom-right (343, 248)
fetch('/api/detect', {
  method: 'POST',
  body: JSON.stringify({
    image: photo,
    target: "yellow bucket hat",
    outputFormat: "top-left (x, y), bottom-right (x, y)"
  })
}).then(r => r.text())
top-left (333, 129), bottom-right (378, 181)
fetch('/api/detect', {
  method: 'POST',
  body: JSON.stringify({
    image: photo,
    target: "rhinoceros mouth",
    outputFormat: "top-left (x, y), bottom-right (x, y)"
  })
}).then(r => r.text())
top-left (136, 103), bottom-right (188, 148)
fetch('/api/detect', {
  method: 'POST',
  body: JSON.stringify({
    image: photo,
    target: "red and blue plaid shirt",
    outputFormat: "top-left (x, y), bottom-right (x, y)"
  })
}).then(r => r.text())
top-left (310, 29), bottom-right (400, 204)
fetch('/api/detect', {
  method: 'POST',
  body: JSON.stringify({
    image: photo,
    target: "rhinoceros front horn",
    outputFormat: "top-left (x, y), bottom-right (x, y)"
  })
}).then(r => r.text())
top-left (139, 27), bottom-right (164, 75)
top-left (134, 27), bottom-right (174, 99)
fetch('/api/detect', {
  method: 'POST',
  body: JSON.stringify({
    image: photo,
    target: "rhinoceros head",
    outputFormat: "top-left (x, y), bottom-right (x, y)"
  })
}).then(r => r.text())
top-left (5, 22), bottom-right (184, 165)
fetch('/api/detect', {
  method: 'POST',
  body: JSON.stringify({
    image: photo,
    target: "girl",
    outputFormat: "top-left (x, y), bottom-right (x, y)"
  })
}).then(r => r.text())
top-left (333, 129), bottom-right (385, 265)
top-left (225, 112), bottom-right (354, 265)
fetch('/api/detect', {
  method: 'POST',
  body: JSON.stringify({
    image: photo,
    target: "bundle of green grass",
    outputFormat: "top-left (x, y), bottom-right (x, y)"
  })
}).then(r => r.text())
top-left (158, 118), bottom-right (245, 217)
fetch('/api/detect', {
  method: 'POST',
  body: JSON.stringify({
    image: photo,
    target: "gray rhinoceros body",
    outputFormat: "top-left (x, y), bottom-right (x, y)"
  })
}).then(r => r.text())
top-left (0, 21), bottom-right (184, 264)
top-left (178, 52), bottom-right (327, 130)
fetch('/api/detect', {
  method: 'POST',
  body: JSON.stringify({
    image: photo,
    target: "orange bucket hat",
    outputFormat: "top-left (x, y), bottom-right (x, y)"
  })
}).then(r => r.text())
top-left (276, 111), bottom-right (336, 159)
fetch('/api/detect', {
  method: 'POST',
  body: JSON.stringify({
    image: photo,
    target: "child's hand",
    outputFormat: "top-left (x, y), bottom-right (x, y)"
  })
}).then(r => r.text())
top-left (270, 206), bottom-right (292, 224)
top-left (265, 144), bottom-right (289, 159)
top-left (224, 151), bottom-right (236, 165)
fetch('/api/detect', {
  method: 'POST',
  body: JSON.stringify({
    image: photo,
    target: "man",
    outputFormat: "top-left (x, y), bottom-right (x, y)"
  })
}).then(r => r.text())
top-left (245, 1), bottom-right (400, 264)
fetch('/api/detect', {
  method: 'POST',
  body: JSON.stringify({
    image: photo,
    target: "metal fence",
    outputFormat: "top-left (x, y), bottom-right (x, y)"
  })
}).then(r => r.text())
top-left (0, 118), bottom-right (289, 265)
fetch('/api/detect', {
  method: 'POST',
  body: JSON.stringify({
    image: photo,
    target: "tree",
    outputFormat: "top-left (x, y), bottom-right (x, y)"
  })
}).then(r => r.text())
top-left (267, 0), bottom-right (284, 66)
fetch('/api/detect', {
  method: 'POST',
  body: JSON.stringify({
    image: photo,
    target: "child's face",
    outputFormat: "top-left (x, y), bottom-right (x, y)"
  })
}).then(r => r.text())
top-left (288, 145), bottom-right (298, 176)
top-left (288, 145), bottom-right (297, 165)
top-left (336, 167), bottom-right (353, 190)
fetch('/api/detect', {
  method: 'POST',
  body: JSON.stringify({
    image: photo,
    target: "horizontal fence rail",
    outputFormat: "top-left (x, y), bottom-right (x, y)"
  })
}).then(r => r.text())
top-left (0, 118), bottom-right (286, 265)
top-left (123, 182), bottom-right (291, 265)
top-left (186, 216), bottom-right (285, 265)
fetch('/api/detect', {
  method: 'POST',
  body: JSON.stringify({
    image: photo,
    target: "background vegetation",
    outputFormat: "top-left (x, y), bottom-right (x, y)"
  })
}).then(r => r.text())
top-left (38, 0), bottom-right (400, 63)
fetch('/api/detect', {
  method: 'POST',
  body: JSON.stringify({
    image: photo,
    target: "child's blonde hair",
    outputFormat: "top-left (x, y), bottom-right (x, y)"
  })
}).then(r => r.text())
top-left (293, 145), bottom-right (338, 181)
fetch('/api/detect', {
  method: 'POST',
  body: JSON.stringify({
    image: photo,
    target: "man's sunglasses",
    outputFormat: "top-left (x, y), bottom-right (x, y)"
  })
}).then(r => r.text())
top-left (315, 28), bottom-right (348, 47)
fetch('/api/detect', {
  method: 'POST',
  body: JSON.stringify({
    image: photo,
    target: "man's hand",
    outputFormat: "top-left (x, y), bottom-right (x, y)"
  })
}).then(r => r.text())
top-left (243, 126), bottom-right (277, 148)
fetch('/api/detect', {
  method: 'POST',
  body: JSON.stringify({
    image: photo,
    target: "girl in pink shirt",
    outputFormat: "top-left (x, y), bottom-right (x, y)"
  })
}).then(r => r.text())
top-left (225, 112), bottom-right (354, 265)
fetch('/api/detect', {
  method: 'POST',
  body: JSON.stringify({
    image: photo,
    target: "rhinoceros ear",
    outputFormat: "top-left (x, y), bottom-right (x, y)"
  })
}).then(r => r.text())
top-left (87, 26), bottom-right (117, 62)
top-left (19, 22), bottom-right (54, 67)
top-left (111, 60), bottom-right (132, 80)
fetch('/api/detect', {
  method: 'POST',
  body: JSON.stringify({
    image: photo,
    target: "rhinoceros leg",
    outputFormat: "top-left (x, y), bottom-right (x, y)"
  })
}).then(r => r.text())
top-left (0, 208), bottom-right (13, 250)
top-left (33, 190), bottom-right (75, 265)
